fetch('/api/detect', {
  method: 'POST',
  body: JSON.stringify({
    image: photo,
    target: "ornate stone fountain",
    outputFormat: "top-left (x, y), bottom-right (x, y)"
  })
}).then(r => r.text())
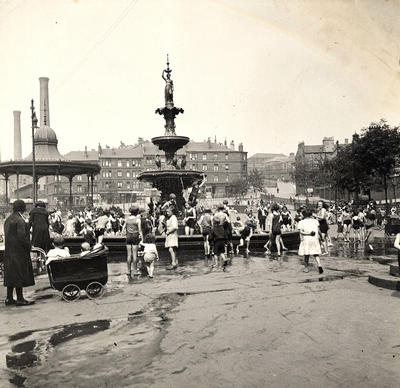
top-left (138, 58), bottom-right (203, 209)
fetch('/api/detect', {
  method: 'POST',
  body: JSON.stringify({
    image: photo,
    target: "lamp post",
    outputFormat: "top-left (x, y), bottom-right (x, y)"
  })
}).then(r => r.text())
top-left (30, 100), bottom-right (38, 203)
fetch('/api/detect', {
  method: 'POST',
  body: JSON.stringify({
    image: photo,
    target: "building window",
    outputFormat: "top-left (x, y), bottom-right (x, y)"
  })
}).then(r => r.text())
top-left (132, 171), bottom-right (137, 178)
top-left (202, 153), bottom-right (207, 160)
top-left (189, 153), bottom-right (197, 160)
top-left (126, 181), bottom-right (131, 190)
top-left (117, 182), bottom-right (123, 188)
top-left (214, 153), bottom-right (218, 159)
top-left (126, 171), bottom-right (130, 178)
top-left (77, 175), bottom-right (82, 181)
top-left (93, 185), bottom-right (97, 193)
top-left (108, 170), bottom-right (112, 178)
top-left (213, 176), bottom-right (218, 183)
top-left (132, 160), bottom-right (136, 167)
top-left (202, 164), bottom-right (207, 171)
top-left (225, 175), bottom-right (229, 182)
top-left (117, 171), bottom-right (122, 177)
top-left (118, 160), bottom-right (122, 167)
top-left (126, 161), bottom-right (130, 167)
top-left (214, 164), bottom-right (219, 172)
top-left (77, 185), bottom-right (82, 193)
top-left (225, 164), bottom-right (229, 170)
top-left (225, 153), bottom-right (229, 160)
top-left (146, 158), bottom-right (153, 165)
top-left (191, 164), bottom-right (196, 170)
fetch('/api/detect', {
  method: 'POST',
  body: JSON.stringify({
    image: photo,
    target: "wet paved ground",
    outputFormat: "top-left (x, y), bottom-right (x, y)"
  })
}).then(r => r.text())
top-left (1, 239), bottom-right (400, 387)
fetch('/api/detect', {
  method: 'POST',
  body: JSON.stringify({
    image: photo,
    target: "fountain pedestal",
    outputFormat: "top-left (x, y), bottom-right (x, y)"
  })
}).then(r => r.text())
top-left (138, 58), bottom-right (204, 210)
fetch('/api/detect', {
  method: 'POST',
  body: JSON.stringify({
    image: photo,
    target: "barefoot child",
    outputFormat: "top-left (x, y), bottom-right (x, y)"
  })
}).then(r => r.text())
top-left (298, 208), bottom-right (324, 274)
top-left (210, 217), bottom-right (228, 270)
top-left (198, 208), bottom-right (213, 259)
top-left (236, 220), bottom-right (253, 254)
top-left (140, 233), bottom-right (159, 278)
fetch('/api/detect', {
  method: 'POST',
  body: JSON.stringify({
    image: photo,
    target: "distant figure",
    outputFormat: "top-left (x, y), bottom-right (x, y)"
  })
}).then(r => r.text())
top-left (155, 154), bottom-right (162, 170)
top-left (171, 154), bottom-right (178, 169)
top-left (29, 201), bottom-right (52, 252)
top-left (180, 155), bottom-right (187, 169)
top-left (188, 175), bottom-right (206, 207)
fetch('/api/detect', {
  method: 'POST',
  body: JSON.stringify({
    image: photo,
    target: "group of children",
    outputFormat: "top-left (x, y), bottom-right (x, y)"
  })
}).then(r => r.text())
top-left (197, 202), bottom-right (257, 271)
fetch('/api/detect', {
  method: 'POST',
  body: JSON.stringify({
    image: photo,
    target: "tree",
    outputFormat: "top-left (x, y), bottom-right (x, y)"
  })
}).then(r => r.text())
top-left (248, 168), bottom-right (264, 191)
top-left (356, 120), bottom-right (400, 207)
top-left (226, 179), bottom-right (248, 198)
top-left (292, 158), bottom-right (318, 196)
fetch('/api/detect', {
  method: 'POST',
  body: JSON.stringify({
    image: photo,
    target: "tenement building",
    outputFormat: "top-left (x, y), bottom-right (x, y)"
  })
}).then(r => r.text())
top-left (295, 136), bottom-right (348, 197)
top-left (39, 138), bottom-right (247, 207)
top-left (247, 153), bottom-right (295, 187)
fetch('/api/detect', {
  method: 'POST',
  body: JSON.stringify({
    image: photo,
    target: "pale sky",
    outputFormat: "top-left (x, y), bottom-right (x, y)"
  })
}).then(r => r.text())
top-left (0, 0), bottom-right (399, 161)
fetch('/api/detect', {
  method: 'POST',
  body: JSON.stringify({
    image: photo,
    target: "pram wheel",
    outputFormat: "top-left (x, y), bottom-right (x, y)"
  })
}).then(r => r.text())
top-left (62, 284), bottom-right (81, 302)
top-left (86, 282), bottom-right (105, 299)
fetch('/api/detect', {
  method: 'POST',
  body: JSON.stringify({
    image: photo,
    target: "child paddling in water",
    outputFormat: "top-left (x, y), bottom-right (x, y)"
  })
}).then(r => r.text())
top-left (140, 233), bottom-right (159, 278)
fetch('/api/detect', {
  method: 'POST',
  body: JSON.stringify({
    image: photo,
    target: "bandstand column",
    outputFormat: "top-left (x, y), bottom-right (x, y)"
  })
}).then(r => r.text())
top-left (69, 176), bottom-right (73, 210)
top-left (87, 174), bottom-right (90, 205)
top-left (16, 172), bottom-right (20, 199)
top-left (5, 174), bottom-right (9, 204)
top-left (90, 174), bottom-right (94, 206)
top-left (35, 176), bottom-right (39, 202)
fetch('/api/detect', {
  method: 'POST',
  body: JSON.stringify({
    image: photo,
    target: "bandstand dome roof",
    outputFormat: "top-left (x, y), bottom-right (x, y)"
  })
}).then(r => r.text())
top-left (34, 125), bottom-right (58, 145)
top-left (24, 125), bottom-right (66, 161)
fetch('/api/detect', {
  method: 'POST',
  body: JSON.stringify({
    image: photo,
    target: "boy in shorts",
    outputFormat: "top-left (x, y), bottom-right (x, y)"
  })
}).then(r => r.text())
top-left (210, 217), bottom-right (228, 271)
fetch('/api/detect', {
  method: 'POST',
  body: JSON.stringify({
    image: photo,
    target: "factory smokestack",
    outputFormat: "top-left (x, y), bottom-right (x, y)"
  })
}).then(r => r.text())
top-left (13, 110), bottom-right (22, 160)
top-left (39, 77), bottom-right (50, 127)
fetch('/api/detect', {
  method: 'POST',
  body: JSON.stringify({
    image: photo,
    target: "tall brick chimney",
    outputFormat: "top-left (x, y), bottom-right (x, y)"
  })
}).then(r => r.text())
top-left (39, 77), bottom-right (50, 127)
top-left (13, 110), bottom-right (22, 160)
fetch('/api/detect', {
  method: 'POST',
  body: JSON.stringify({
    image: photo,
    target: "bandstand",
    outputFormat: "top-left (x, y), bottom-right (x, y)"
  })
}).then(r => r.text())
top-left (0, 77), bottom-right (100, 208)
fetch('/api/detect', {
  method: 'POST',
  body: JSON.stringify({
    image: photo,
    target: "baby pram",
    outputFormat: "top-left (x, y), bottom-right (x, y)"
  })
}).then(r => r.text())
top-left (31, 246), bottom-right (46, 271)
top-left (0, 246), bottom-right (46, 277)
top-left (46, 245), bottom-right (108, 302)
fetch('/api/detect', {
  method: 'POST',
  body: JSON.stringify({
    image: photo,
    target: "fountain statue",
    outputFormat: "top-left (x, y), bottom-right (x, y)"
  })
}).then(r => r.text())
top-left (138, 57), bottom-right (204, 209)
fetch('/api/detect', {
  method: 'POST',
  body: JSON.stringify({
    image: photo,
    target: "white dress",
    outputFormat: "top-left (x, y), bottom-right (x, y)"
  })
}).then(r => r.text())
top-left (298, 218), bottom-right (321, 256)
top-left (165, 215), bottom-right (179, 248)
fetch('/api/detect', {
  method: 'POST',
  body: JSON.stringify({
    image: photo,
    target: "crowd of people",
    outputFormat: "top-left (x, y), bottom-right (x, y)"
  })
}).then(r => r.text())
top-left (3, 194), bottom-right (400, 306)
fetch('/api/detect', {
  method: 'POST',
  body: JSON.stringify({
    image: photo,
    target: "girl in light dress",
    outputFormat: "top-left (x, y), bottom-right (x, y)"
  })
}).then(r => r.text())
top-left (297, 208), bottom-right (324, 274)
top-left (165, 207), bottom-right (179, 270)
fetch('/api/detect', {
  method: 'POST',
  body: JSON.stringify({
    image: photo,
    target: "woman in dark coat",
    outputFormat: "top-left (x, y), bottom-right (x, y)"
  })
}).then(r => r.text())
top-left (29, 201), bottom-right (51, 252)
top-left (4, 200), bottom-right (35, 306)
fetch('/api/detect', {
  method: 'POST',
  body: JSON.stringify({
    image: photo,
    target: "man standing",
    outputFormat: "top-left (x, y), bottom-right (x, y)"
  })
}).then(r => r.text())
top-left (258, 202), bottom-right (267, 232)
top-left (4, 200), bottom-right (35, 306)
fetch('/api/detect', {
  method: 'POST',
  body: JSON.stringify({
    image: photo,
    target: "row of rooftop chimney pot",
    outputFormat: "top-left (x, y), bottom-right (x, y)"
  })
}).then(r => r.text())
top-left (96, 138), bottom-right (243, 156)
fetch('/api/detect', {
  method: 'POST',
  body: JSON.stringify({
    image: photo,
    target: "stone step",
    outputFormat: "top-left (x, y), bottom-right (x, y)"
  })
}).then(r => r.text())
top-left (389, 264), bottom-right (400, 277)
top-left (370, 256), bottom-right (397, 265)
top-left (368, 273), bottom-right (400, 291)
